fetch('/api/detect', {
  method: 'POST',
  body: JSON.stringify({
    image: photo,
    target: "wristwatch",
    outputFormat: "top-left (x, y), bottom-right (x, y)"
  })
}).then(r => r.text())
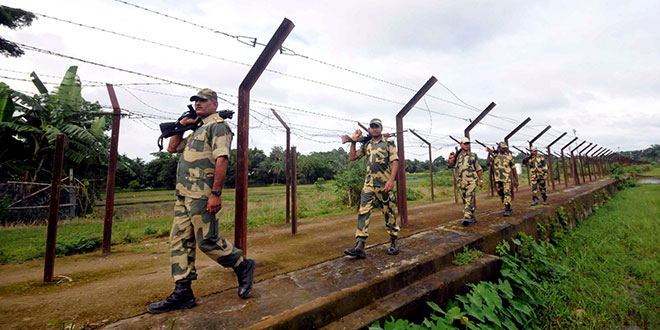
top-left (211, 190), bottom-right (223, 197)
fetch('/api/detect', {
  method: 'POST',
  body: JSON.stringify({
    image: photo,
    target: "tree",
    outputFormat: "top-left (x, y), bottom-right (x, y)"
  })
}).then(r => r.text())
top-left (0, 5), bottom-right (35, 57)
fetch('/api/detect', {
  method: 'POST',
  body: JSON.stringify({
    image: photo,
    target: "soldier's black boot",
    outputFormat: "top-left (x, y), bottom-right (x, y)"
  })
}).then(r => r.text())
top-left (344, 240), bottom-right (366, 259)
top-left (233, 259), bottom-right (256, 299)
top-left (503, 204), bottom-right (511, 217)
top-left (530, 198), bottom-right (538, 206)
top-left (147, 280), bottom-right (196, 314)
top-left (387, 236), bottom-right (399, 255)
top-left (543, 196), bottom-right (548, 205)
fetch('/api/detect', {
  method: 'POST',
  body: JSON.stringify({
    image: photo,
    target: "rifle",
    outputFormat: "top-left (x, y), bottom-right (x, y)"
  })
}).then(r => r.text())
top-left (157, 105), bottom-right (235, 150)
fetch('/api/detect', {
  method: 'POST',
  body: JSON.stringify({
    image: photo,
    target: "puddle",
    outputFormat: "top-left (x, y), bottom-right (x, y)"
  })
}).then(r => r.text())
top-left (638, 178), bottom-right (660, 184)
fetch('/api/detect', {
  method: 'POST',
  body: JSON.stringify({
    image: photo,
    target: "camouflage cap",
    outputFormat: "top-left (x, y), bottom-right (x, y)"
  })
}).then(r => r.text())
top-left (190, 88), bottom-right (217, 102)
top-left (530, 146), bottom-right (538, 151)
top-left (499, 142), bottom-right (508, 149)
top-left (459, 137), bottom-right (470, 144)
top-left (369, 118), bottom-right (383, 128)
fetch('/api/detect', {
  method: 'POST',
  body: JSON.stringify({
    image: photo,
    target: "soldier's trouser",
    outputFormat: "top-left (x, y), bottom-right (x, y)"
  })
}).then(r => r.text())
top-left (531, 178), bottom-right (547, 200)
top-left (460, 179), bottom-right (477, 219)
top-left (170, 196), bottom-right (243, 282)
top-left (495, 181), bottom-right (512, 206)
top-left (355, 185), bottom-right (400, 243)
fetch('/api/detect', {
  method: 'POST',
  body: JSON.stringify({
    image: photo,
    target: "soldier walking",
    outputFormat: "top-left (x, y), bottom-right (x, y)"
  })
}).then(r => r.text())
top-left (344, 118), bottom-right (400, 259)
top-left (148, 89), bottom-right (255, 314)
top-left (523, 146), bottom-right (549, 205)
top-left (487, 142), bottom-right (519, 217)
top-left (448, 137), bottom-right (483, 226)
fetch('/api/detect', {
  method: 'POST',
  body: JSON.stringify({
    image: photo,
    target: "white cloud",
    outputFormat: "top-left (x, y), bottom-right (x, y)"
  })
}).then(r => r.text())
top-left (1, 0), bottom-right (658, 162)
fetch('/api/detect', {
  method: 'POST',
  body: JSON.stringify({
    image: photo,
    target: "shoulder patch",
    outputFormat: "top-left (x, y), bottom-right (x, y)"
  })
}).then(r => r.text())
top-left (215, 117), bottom-right (224, 122)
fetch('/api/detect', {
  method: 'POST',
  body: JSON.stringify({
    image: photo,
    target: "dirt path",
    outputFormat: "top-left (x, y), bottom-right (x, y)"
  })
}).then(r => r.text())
top-left (0, 182), bottom-right (597, 329)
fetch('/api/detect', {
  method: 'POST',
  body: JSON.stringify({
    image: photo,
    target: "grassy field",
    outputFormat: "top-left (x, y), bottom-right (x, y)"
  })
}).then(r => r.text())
top-left (537, 182), bottom-right (660, 329)
top-left (0, 169), bottom-right (469, 264)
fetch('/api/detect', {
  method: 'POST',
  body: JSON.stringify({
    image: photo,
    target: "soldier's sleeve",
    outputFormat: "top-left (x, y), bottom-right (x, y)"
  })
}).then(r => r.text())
top-left (542, 158), bottom-right (548, 174)
top-left (473, 153), bottom-right (482, 172)
top-left (210, 123), bottom-right (233, 159)
top-left (388, 140), bottom-right (399, 162)
top-left (354, 143), bottom-right (366, 159)
top-left (175, 136), bottom-right (188, 153)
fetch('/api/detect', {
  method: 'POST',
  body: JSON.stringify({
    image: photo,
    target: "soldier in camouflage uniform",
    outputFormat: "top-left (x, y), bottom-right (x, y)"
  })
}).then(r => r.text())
top-left (523, 146), bottom-right (548, 205)
top-left (487, 142), bottom-right (518, 217)
top-left (148, 89), bottom-right (255, 314)
top-left (344, 118), bottom-right (400, 259)
top-left (448, 137), bottom-right (483, 226)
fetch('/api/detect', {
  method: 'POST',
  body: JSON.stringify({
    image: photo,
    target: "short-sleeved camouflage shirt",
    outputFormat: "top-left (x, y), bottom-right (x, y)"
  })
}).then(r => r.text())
top-left (527, 155), bottom-right (548, 179)
top-left (174, 113), bottom-right (233, 199)
top-left (450, 151), bottom-right (482, 181)
top-left (492, 152), bottom-right (515, 183)
top-left (355, 137), bottom-right (398, 187)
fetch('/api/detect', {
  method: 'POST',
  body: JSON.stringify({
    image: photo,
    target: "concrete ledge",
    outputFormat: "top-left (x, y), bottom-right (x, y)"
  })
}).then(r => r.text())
top-left (322, 255), bottom-right (502, 330)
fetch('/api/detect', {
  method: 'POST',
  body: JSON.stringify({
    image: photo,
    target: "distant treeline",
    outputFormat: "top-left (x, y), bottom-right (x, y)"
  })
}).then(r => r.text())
top-left (619, 144), bottom-right (660, 163)
top-left (116, 146), bottom-right (450, 190)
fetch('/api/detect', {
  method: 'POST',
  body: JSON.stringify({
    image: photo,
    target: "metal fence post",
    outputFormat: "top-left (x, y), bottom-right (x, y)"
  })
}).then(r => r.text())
top-left (409, 129), bottom-right (434, 201)
top-left (578, 142), bottom-right (592, 184)
top-left (560, 137), bottom-right (578, 187)
top-left (474, 139), bottom-right (495, 196)
top-left (103, 84), bottom-right (122, 254)
top-left (585, 144), bottom-right (597, 181)
top-left (571, 141), bottom-right (586, 185)
top-left (271, 109), bottom-right (291, 224)
top-left (546, 132), bottom-right (567, 190)
top-left (291, 146), bottom-right (297, 235)
top-left (44, 134), bottom-right (66, 282)
top-left (395, 77), bottom-right (437, 226)
top-left (235, 19), bottom-right (294, 255)
top-left (504, 117), bottom-right (531, 197)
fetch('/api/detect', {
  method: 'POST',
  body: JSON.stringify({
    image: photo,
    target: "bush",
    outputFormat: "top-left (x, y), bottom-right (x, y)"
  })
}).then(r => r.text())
top-left (314, 177), bottom-right (326, 192)
top-left (143, 225), bottom-right (157, 236)
top-left (406, 187), bottom-right (423, 201)
top-left (128, 180), bottom-right (142, 191)
top-left (56, 235), bottom-right (102, 256)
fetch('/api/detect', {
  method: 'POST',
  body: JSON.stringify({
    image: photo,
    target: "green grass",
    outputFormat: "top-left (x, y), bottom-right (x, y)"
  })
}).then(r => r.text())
top-left (538, 183), bottom-right (660, 329)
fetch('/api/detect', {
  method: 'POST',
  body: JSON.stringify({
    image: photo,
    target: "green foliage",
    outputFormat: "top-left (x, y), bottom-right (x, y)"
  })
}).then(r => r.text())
top-left (0, 5), bottom-right (36, 57)
top-left (314, 177), bottom-right (326, 192)
top-left (143, 225), bottom-right (157, 236)
top-left (333, 160), bottom-right (366, 206)
top-left (373, 234), bottom-right (568, 330)
top-left (128, 180), bottom-right (142, 191)
top-left (406, 187), bottom-right (423, 201)
top-left (452, 246), bottom-right (483, 266)
top-left (55, 235), bottom-right (102, 256)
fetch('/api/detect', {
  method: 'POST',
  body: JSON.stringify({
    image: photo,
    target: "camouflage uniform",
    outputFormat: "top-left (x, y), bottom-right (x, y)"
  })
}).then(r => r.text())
top-left (491, 151), bottom-right (515, 206)
top-left (449, 151), bottom-right (482, 219)
top-left (353, 136), bottom-right (400, 243)
top-left (524, 155), bottom-right (548, 201)
top-left (171, 113), bottom-right (243, 282)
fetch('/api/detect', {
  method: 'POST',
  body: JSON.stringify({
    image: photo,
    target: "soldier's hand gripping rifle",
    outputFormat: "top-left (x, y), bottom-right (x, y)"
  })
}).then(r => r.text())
top-left (157, 105), bottom-right (235, 150)
top-left (340, 130), bottom-right (393, 144)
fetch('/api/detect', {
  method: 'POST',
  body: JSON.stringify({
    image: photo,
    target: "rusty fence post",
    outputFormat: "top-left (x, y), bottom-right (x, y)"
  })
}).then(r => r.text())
top-left (449, 136), bottom-right (461, 203)
top-left (594, 148), bottom-right (605, 176)
top-left (560, 137), bottom-right (578, 187)
top-left (592, 149), bottom-right (602, 177)
top-left (585, 144), bottom-right (597, 181)
top-left (271, 109), bottom-right (291, 224)
top-left (395, 76), bottom-right (437, 226)
top-left (578, 142), bottom-right (592, 184)
top-left (504, 117), bottom-right (531, 196)
top-left (474, 139), bottom-right (495, 196)
top-left (235, 18), bottom-right (294, 255)
top-left (103, 84), bottom-right (122, 254)
top-left (571, 141), bottom-right (586, 185)
top-left (291, 146), bottom-right (297, 235)
top-left (409, 129), bottom-right (434, 201)
top-left (44, 134), bottom-right (66, 283)
top-left (464, 102), bottom-right (496, 148)
top-left (527, 125), bottom-right (551, 187)
top-left (546, 132), bottom-right (567, 190)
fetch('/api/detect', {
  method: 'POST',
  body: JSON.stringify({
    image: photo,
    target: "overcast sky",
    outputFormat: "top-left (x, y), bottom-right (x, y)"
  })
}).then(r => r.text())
top-left (2, 0), bottom-right (659, 162)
